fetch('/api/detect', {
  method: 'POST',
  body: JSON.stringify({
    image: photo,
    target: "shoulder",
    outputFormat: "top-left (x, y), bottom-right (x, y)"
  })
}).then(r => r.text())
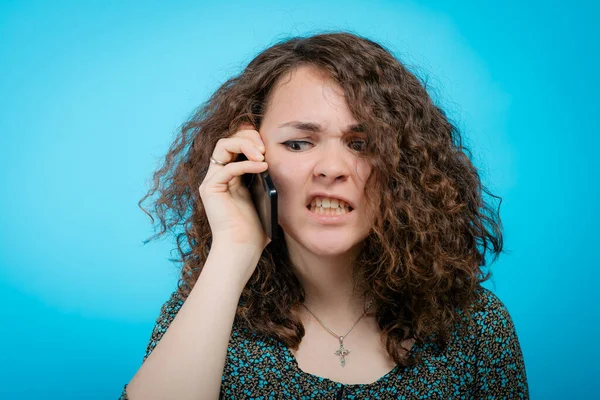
top-left (156, 290), bottom-right (186, 319)
top-left (439, 285), bottom-right (523, 353)
top-left (150, 290), bottom-right (186, 329)
top-left (458, 287), bottom-right (529, 396)
top-left (466, 286), bottom-right (518, 338)
top-left (461, 286), bottom-right (528, 380)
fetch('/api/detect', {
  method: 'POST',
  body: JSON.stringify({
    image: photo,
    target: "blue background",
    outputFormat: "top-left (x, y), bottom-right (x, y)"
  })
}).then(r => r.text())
top-left (1, 1), bottom-right (597, 398)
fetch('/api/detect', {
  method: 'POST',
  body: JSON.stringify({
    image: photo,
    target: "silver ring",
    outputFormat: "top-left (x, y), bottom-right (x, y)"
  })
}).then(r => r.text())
top-left (210, 156), bottom-right (229, 166)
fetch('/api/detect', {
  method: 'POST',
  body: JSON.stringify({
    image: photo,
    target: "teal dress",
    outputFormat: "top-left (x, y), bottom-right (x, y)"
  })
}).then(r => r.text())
top-left (120, 286), bottom-right (529, 399)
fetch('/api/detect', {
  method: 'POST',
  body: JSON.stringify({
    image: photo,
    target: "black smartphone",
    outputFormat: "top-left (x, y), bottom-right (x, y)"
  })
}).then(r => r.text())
top-left (238, 153), bottom-right (280, 240)
top-left (242, 171), bottom-right (279, 240)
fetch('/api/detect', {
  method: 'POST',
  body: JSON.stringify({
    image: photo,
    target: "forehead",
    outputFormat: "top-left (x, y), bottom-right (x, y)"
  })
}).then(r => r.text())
top-left (264, 65), bottom-right (356, 123)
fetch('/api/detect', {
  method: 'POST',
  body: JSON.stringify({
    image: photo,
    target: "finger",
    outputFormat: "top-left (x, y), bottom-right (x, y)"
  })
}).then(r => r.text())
top-left (231, 125), bottom-right (265, 153)
top-left (205, 136), bottom-right (263, 179)
top-left (201, 160), bottom-right (268, 193)
top-left (214, 136), bottom-right (264, 162)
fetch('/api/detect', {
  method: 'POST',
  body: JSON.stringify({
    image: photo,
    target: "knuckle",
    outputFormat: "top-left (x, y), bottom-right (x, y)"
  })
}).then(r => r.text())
top-left (236, 123), bottom-right (256, 133)
top-left (233, 129), bottom-right (263, 149)
top-left (235, 128), bottom-right (257, 140)
top-left (214, 137), bottom-right (227, 149)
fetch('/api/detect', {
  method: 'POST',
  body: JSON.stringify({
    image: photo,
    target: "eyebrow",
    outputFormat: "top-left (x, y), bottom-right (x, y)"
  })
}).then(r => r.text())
top-left (277, 120), bottom-right (365, 134)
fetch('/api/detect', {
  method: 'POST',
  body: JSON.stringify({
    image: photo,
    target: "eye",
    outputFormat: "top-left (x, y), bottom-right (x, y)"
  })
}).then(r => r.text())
top-left (282, 140), bottom-right (312, 151)
top-left (349, 139), bottom-right (366, 152)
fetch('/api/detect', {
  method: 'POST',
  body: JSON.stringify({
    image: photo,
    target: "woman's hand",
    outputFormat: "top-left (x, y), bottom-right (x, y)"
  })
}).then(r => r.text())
top-left (198, 124), bottom-right (271, 256)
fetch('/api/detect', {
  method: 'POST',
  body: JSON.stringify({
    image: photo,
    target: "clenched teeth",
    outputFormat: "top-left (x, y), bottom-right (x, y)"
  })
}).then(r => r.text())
top-left (310, 205), bottom-right (349, 215)
top-left (309, 196), bottom-right (352, 214)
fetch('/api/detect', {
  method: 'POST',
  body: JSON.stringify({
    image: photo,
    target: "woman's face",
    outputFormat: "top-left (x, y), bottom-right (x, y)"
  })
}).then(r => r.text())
top-left (259, 65), bottom-right (374, 256)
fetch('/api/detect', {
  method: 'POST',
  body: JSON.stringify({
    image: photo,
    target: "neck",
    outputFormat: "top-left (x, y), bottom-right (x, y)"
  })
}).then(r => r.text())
top-left (284, 235), bottom-right (373, 322)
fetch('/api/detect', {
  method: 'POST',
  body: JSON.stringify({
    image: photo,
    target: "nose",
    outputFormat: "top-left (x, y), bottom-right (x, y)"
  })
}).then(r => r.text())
top-left (312, 141), bottom-right (350, 183)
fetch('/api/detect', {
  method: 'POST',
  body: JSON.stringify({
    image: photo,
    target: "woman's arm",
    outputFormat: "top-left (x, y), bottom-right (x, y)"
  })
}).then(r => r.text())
top-left (123, 243), bottom-right (260, 400)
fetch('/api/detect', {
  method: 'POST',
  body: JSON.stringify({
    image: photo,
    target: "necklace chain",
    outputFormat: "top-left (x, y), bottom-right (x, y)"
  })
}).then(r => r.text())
top-left (300, 299), bottom-right (374, 341)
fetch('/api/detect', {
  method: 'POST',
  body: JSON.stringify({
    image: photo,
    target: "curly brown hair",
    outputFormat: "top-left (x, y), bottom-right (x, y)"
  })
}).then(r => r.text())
top-left (138, 31), bottom-right (503, 368)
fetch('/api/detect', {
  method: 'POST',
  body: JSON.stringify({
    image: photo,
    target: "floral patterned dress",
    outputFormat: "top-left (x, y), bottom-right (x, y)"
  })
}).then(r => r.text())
top-left (119, 286), bottom-right (529, 399)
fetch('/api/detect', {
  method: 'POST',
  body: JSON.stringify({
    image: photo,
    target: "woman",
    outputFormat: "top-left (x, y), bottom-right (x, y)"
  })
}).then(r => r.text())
top-left (121, 32), bottom-right (529, 399)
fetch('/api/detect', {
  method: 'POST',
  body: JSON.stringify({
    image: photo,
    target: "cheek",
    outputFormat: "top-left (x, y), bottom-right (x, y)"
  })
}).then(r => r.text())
top-left (356, 159), bottom-right (372, 181)
top-left (267, 161), bottom-right (305, 210)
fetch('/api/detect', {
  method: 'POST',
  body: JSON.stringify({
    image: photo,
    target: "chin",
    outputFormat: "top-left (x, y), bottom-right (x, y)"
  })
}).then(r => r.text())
top-left (283, 229), bottom-right (359, 257)
top-left (307, 242), bottom-right (356, 257)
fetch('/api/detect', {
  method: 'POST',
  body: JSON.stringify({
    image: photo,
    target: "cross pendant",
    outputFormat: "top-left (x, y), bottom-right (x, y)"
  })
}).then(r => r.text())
top-left (334, 336), bottom-right (350, 367)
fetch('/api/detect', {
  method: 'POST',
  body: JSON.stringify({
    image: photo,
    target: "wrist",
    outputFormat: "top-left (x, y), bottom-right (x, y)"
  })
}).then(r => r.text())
top-left (209, 241), bottom-right (263, 261)
top-left (205, 241), bottom-right (263, 287)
